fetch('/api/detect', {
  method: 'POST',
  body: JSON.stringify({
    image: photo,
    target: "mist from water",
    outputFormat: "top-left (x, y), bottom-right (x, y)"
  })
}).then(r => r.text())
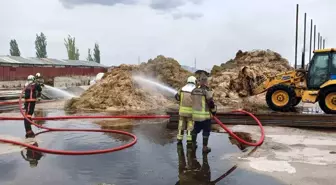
top-left (132, 75), bottom-right (177, 95)
top-left (45, 85), bottom-right (77, 99)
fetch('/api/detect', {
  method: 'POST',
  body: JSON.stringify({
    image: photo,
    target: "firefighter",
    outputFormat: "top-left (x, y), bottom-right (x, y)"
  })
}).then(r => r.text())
top-left (35, 72), bottom-right (43, 84)
top-left (191, 74), bottom-right (216, 153)
top-left (34, 72), bottom-right (44, 101)
top-left (24, 75), bottom-right (43, 138)
top-left (21, 142), bottom-right (44, 168)
top-left (175, 76), bottom-right (197, 144)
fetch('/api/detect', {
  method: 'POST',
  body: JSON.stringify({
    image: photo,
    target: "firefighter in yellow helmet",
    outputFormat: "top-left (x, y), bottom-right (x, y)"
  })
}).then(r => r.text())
top-left (191, 74), bottom-right (216, 153)
top-left (175, 76), bottom-right (197, 144)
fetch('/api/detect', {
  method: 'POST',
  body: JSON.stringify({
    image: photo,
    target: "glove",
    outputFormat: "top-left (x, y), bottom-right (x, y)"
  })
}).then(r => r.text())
top-left (211, 111), bottom-right (216, 116)
top-left (37, 97), bottom-right (41, 102)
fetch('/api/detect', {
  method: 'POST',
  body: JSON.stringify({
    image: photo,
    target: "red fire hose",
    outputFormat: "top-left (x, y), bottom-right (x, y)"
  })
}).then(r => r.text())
top-left (0, 100), bottom-right (55, 106)
top-left (0, 86), bottom-right (265, 155)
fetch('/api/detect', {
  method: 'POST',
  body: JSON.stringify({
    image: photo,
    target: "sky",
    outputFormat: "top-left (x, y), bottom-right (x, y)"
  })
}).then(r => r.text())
top-left (0, 0), bottom-right (335, 69)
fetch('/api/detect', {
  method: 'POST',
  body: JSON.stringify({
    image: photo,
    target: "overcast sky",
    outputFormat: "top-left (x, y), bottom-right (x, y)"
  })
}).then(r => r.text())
top-left (0, 0), bottom-right (334, 69)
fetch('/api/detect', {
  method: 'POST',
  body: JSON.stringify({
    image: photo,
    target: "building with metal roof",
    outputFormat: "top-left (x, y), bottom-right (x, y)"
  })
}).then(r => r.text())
top-left (0, 55), bottom-right (107, 81)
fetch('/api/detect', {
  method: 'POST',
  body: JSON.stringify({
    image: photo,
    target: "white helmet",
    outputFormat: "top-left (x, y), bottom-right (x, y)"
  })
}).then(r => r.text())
top-left (27, 75), bottom-right (35, 82)
top-left (36, 73), bottom-right (41, 78)
top-left (187, 76), bottom-right (196, 84)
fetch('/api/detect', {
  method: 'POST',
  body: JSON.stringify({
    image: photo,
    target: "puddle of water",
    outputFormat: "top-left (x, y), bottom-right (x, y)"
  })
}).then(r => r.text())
top-left (0, 110), bottom-right (285, 185)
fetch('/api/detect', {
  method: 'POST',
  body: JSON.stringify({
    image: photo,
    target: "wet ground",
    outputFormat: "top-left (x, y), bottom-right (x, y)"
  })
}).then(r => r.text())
top-left (0, 109), bottom-right (285, 185)
top-left (230, 125), bottom-right (336, 185)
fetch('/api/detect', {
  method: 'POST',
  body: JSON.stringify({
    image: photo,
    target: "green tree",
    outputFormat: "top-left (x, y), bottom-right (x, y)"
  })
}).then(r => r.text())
top-left (35, 32), bottom-right (48, 58)
top-left (9, 39), bottom-right (21, 56)
top-left (64, 35), bottom-right (80, 60)
top-left (87, 48), bottom-right (94, 61)
top-left (93, 43), bottom-right (100, 63)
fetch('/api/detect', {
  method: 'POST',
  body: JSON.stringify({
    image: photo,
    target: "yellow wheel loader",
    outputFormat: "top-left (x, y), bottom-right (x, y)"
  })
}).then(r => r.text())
top-left (251, 48), bottom-right (336, 114)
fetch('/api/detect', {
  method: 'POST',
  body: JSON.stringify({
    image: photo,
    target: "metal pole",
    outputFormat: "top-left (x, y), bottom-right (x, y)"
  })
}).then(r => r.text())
top-left (309, 19), bottom-right (313, 61)
top-left (302, 13), bottom-right (307, 69)
top-left (313, 25), bottom-right (316, 51)
top-left (194, 58), bottom-right (196, 69)
top-left (295, 4), bottom-right (299, 69)
top-left (318, 32), bottom-right (320, 49)
top-left (323, 39), bottom-right (325, 49)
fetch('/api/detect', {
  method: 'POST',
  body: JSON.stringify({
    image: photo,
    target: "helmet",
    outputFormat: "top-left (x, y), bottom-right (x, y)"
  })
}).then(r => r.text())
top-left (199, 74), bottom-right (208, 84)
top-left (187, 76), bottom-right (196, 84)
top-left (27, 75), bottom-right (35, 82)
top-left (36, 73), bottom-right (41, 78)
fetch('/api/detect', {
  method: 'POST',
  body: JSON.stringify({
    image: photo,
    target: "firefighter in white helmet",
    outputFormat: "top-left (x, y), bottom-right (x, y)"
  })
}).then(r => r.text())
top-left (24, 75), bottom-right (35, 87)
top-left (23, 75), bottom-right (43, 138)
top-left (175, 76), bottom-right (197, 145)
top-left (35, 73), bottom-right (44, 87)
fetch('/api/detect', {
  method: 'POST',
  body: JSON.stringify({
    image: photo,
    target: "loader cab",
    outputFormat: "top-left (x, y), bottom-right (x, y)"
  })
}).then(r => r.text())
top-left (307, 49), bottom-right (336, 89)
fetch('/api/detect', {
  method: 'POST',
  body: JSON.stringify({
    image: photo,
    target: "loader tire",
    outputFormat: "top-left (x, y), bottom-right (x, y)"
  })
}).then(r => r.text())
top-left (266, 84), bottom-right (296, 112)
top-left (318, 86), bottom-right (336, 114)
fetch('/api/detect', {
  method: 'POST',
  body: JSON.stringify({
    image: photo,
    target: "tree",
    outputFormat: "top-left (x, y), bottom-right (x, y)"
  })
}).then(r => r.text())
top-left (35, 32), bottom-right (48, 58)
top-left (87, 48), bottom-right (94, 61)
top-left (64, 35), bottom-right (80, 60)
top-left (9, 39), bottom-right (21, 56)
top-left (93, 43), bottom-right (100, 63)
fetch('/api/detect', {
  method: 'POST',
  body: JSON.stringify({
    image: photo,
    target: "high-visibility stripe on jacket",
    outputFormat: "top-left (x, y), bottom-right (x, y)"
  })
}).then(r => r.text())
top-left (191, 86), bottom-right (215, 121)
top-left (176, 83), bottom-right (196, 117)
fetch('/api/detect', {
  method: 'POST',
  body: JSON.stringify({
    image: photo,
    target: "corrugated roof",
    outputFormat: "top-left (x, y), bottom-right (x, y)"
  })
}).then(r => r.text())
top-left (0, 55), bottom-right (106, 67)
top-left (64, 59), bottom-right (106, 67)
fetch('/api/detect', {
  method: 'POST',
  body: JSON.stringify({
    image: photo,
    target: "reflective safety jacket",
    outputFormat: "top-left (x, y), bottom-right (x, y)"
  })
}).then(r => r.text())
top-left (175, 83), bottom-right (196, 117)
top-left (191, 85), bottom-right (216, 122)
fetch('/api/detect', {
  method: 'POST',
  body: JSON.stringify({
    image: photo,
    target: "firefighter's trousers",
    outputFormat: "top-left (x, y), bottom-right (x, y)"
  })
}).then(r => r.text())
top-left (177, 116), bottom-right (194, 142)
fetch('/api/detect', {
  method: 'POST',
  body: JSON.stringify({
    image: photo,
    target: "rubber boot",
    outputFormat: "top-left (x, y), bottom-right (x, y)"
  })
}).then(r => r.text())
top-left (202, 137), bottom-right (211, 153)
top-left (177, 139), bottom-right (182, 145)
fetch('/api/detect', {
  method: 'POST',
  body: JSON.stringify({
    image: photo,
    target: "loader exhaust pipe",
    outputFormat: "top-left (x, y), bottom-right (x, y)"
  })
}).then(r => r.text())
top-left (295, 4), bottom-right (299, 69)
top-left (302, 12), bottom-right (307, 69)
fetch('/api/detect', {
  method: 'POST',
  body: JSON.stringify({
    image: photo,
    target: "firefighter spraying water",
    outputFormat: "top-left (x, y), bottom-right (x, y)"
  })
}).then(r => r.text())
top-left (23, 74), bottom-right (43, 138)
top-left (174, 73), bottom-right (217, 153)
top-left (175, 76), bottom-right (197, 145)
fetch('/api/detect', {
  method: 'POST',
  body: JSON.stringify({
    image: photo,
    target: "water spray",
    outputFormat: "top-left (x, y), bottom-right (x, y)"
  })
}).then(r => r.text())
top-left (132, 75), bottom-right (178, 95)
top-left (44, 85), bottom-right (77, 99)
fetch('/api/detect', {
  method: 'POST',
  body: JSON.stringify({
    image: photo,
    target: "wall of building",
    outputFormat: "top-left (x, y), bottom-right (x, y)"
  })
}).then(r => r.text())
top-left (53, 76), bottom-right (94, 87)
top-left (0, 76), bottom-right (96, 88)
top-left (0, 65), bottom-right (106, 81)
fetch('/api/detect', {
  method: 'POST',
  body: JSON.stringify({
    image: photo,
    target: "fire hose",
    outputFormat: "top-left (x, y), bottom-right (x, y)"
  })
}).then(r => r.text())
top-left (0, 87), bottom-right (265, 155)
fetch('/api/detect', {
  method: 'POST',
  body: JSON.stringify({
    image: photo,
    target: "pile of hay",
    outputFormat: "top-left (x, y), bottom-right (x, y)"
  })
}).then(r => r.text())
top-left (210, 49), bottom-right (293, 107)
top-left (67, 55), bottom-right (192, 111)
top-left (67, 50), bottom-right (293, 112)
